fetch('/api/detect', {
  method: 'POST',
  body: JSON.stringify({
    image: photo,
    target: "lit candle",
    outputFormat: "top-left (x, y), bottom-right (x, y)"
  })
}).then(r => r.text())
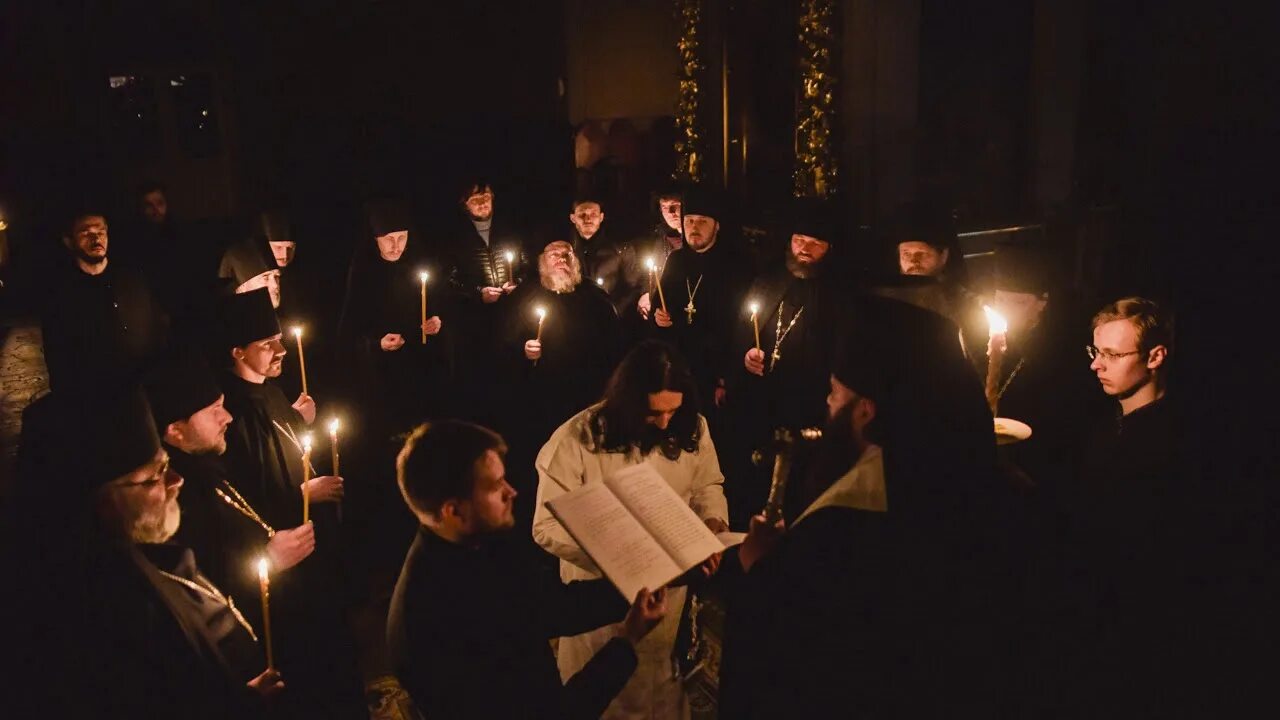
top-left (645, 256), bottom-right (668, 313)
top-left (982, 305), bottom-right (1009, 413)
top-left (419, 271), bottom-right (429, 344)
top-left (257, 557), bottom-right (275, 670)
top-left (749, 301), bottom-right (761, 351)
top-left (328, 418), bottom-right (340, 476)
top-left (533, 306), bottom-right (546, 367)
top-left (596, 277), bottom-right (604, 287)
top-left (291, 326), bottom-right (308, 396)
top-left (504, 250), bottom-right (515, 285)
top-left (301, 434), bottom-right (312, 524)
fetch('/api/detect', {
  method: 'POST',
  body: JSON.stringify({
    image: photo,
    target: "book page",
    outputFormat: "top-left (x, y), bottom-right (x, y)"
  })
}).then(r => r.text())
top-left (605, 464), bottom-right (726, 571)
top-left (544, 481), bottom-right (684, 600)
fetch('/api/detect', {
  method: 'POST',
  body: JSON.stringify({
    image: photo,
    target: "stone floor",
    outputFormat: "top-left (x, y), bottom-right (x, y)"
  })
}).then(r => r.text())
top-left (0, 322), bottom-right (49, 495)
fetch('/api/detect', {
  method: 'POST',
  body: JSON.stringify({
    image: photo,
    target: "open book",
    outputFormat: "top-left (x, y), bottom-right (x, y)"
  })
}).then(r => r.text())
top-left (544, 464), bottom-right (742, 599)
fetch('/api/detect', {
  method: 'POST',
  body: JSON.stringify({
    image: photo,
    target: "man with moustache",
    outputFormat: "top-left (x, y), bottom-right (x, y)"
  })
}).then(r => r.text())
top-left (499, 240), bottom-right (619, 524)
top-left (145, 349), bottom-right (316, 615)
top-left (728, 198), bottom-right (849, 524)
top-left (12, 389), bottom-right (282, 718)
top-left (41, 207), bottom-right (165, 392)
top-left (650, 186), bottom-right (750, 419)
top-left (216, 288), bottom-right (366, 718)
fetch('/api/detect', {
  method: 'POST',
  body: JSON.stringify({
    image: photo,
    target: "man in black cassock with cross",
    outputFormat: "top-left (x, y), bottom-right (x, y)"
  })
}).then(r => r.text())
top-left (216, 287), bottom-right (367, 718)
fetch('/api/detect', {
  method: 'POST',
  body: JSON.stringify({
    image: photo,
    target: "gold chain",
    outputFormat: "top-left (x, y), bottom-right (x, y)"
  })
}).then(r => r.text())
top-left (156, 569), bottom-right (259, 642)
top-left (215, 482), bottom-right (276, 537)
top-left (684, 274), bottom-right (704, 323)
top-left (769, 301), bottom-right (806, 371)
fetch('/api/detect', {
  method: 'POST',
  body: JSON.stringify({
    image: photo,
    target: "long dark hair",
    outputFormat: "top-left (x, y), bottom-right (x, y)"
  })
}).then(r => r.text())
top-left (585, 341), bottom-right (702, 460)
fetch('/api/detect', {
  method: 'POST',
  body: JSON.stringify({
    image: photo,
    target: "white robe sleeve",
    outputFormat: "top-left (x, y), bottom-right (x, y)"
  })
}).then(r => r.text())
top-left (688, 415), bottom-right (730, 525)
top-left (532, 419), bottom-right (601, 574)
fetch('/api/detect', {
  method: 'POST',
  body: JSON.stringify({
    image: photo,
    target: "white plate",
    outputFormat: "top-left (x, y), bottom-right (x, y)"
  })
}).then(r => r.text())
top-left (993, 417), bottom-right (1032, 445)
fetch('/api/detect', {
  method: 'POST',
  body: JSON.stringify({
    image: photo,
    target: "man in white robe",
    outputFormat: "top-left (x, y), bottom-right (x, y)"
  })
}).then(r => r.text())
top-left (533, 341), bottom-right (729, 720)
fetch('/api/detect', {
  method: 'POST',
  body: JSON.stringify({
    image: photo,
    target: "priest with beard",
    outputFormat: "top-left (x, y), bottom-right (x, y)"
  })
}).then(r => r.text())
top-left (726, 197), bottom-right (850, 524)
top-left (650, 186), bottom-right (750, 423)
top-left (41, 207), bottom-right (166, 392)
top-left (216, 288), bottom-right (367, 718)
top-left (499, 240), bottom-right (619, 526)
top-left (716, 298), bottom-right (998, 719)
top-left (144, 349), bottom-right (316, 620)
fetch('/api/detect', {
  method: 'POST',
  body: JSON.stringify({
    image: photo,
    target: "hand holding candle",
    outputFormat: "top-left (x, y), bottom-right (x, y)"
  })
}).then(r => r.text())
top-left (257, 557), bottom-right (275, 670)
top-left (291, 326), bottom-right (308, 396)
top-left (749, 301), bottom-right (761, 351)
top-left (645, 257), bottom-right (668, 313)
top-left (419, 271), bottom-right (429, 344)
top-left (531, 306), bottom-right (547, 366)
top-left (301, 434), bottom-right (313, 524)
top-left (504, 250), bottom-right (515, 285)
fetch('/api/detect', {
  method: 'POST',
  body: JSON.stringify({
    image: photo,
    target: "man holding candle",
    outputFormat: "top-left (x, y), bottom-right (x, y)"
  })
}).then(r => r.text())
top-left (728, 197), bottom-right (851, 525)
top-left (499, 239), bottom-right (620, 526)
top-left (388, 420), bottom-right (667, 720)
top-left (216, 288), bottom-right (367, 717)
top-left (145, 349), bottom-right (317, 617)
top-left (13, 388), bottom-right (283, 717)
top-left (631, 184), bottom-right (686, 323)
top-left (649, 185), bottom-right (750, 420)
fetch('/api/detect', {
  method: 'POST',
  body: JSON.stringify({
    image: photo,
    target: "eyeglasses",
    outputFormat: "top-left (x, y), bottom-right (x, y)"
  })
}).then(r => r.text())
top-left (113, 459), bottom-right (172, 490)
top-left (1085, 345), bottom-right (1141, 362)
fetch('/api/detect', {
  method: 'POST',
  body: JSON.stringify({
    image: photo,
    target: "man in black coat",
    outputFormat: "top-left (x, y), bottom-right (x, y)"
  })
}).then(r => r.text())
top-left (40, 208), bottom-right (166, 392)
top-left (727, 198), bottom-right (850, 522)
top-left (650, 186), bottom-right (750, 419)
top-left (568, 196), bottom-right (638, 316)
top-left (145, 349), bottom-right (316, 615)
top-left (717, 298), bottom-right (999, 718)
top-left (215, 288), bottom-right (366, 718)
top-left (387, 420), bottom-right (667, 720)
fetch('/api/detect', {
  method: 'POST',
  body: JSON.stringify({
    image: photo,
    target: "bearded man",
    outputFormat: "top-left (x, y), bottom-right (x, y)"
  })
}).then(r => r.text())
top-left (499, 240), bottom-right (620, 526)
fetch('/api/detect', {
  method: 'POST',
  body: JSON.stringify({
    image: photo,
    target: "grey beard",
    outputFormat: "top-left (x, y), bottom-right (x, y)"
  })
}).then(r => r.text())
top-left (129, 498), bottom-right (181, 544)
top-left (542, 267), bottom-right (581, 294)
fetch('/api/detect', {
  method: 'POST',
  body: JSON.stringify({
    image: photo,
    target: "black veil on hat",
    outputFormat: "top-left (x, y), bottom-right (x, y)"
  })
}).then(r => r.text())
top-left (219, 287), bottom-right (280, 349)
top-left (258, 209), bottom-right (292, 244)
top-left (790, 195), bottom-right (844, 246)
top-left (144, 349), bottom-right (223, 430)
top-left (364, 198), bottom-right (412, 238)
top-left (51, 387), bottom-right (163, 492)
top-left (218, 236), bottom-right (274, 287)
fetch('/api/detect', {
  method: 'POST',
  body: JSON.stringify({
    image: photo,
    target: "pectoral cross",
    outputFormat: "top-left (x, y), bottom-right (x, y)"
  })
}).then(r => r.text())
top-left (771, 347), bottom-right (782, 365)
top-left (685, 301), bottom-right (696, 324)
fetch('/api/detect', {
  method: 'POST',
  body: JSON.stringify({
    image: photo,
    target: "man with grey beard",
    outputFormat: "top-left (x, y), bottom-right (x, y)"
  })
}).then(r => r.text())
top-left (499, 240), bottom-right (620, 527)
top-left (9, 388), bottom-right (281, 718)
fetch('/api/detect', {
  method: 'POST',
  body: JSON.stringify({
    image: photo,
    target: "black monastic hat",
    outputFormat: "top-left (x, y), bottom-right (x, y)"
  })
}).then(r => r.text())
top-left (219, 287), bottom-right (280, 349)
top-left (258, 209), bottom-right (292, 243)
top-left (365, 199), bottom-right (412, 238)
top-left (790, 196), bottom-right (843, 246)
top-left (680, 184), bottom-right (722, 220)
top-left (72, 387), bottom-right (162, 490)
top-left (993, 243), bottom-right (1050, 294)
top-left (144, 350), bottom-right (223, 430)
top-left (218, 236), bottom-right (275, 287)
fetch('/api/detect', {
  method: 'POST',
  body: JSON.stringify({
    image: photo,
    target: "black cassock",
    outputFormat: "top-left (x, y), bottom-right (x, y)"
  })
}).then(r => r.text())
top-left (724, 269), bottom-right (849, 525)
top-left (169, 447), bottom-right (273, 616)
top-left (219, 374), bottom-right (366, 719)
top-left (648, 239), bottom-right (750, 412)
top-left (40, 262), bottom-right (166, 392)
top-left (499, 281), bottom-right (620, 525)
top-left (336, 251), bottom-right (454, 433)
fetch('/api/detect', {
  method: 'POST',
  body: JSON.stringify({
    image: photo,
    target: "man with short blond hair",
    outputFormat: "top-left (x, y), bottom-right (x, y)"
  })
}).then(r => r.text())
top-left (1088, 296), bottom-right (1172, 416)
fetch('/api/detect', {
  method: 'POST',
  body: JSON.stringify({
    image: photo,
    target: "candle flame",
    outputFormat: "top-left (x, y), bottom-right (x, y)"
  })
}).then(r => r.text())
top-left (328, 418), bottom-right (340, 436)
top-left (419, 271), bottom-right (429, 283)
top-left (536, 307), bottom-right (546, 320)
top-left (749, 301), bottom-right (759, 316)
top-left (504, 250), bottom-right (514, 262)
top-left (596, 277), bottom-right (604, 286)
top-left (645, 256), bottom-right (656, 271)
top-left (302, 434), bottom-right (313, 453)
top-left (983, 305), bottom-right (1008, 335)
top-left (257, 556), bottom-right (270, 581)
top-left (292, 325), bottom-right (303, 338)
